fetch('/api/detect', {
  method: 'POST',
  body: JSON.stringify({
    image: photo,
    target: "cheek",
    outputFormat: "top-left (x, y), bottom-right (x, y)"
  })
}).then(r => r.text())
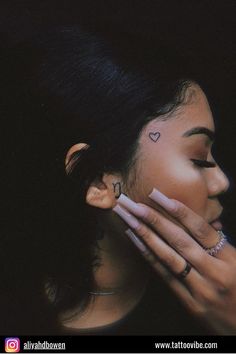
top-left (131, 157), bottom-right (209, 217)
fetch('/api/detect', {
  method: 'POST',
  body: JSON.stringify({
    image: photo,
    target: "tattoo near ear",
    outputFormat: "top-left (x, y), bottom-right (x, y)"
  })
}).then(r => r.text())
top-left (148, 131), bottom-right (161, 142)
top-left (112, 182), bottom-right (122, 199)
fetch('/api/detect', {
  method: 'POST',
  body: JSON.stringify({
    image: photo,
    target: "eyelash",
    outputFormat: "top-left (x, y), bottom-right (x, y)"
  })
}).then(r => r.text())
top-left (191, 159), bottom-right (216, 168)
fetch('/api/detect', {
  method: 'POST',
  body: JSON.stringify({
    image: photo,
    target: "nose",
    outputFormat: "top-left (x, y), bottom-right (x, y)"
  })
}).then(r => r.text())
top-left (208, 164), bottom-right (230, 198)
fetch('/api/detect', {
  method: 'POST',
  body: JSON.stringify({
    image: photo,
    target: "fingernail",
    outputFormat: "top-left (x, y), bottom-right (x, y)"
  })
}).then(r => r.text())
top-left (125, 229), bottom-right (148, 253)
top-left (117, 194), bottom-right (147, 217)
top-left (113, 204), bottom-right (140, 229)
top-left (148, 188), bottom-right (176, 210)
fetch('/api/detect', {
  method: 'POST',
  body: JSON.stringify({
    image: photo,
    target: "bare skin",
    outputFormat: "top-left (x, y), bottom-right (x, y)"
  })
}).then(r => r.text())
top-left (62, 85), bottom-right (236, 334)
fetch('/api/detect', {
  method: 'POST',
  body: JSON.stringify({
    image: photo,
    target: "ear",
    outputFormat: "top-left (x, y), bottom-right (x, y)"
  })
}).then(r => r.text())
top-left (65, 143), bottom-right (88, 174)
top-left (86, 173), bottom-right (122, 209)
top-left (65, 143), bottom-right (122, 209)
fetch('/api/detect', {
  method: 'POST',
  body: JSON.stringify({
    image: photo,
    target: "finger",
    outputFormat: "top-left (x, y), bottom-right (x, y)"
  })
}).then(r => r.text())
top-left (125, 227), bottom-right (188, 275)
top-left (125, 229), bottom-right (204, 315)
top-left (148, 188), bottom-right (222, 250)
top-left (113, 201), bottom-right (232, 288)
top-left (114, 200), bottom-right (231, 287)
top-left (127, 211), bottom-right (233, 295)
top-left (125, 227), bottom-right (226, 310)
top-left (113, 200), bottom-right (203, 282)
top-left (114, 198), bottom-right (214, 275)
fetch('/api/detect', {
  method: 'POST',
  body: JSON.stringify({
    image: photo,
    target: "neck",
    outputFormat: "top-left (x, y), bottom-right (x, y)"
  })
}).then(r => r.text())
top-left (61, 230), bottom-right (149, 330)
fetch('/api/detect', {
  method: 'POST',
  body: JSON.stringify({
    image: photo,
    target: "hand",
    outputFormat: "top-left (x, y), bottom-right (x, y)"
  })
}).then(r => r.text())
top-left (113, 189), bottom-right (236, 334)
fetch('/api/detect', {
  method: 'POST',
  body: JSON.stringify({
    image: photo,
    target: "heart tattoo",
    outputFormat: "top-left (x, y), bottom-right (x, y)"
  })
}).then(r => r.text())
top-left (148, 131), bottom-right (161, 142)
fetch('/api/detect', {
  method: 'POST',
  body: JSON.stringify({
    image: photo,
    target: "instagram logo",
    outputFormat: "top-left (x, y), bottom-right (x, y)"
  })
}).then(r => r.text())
top-left (5, 338), bottom-right (20, 352)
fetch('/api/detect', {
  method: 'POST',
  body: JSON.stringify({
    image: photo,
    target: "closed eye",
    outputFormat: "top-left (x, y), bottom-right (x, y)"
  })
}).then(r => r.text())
top-left (191, 159), bottom-right (216, 168)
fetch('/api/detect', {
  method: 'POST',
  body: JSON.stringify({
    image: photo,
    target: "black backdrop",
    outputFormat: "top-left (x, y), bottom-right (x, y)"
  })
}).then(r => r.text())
top-left (1, 0), bottom-right (235, 238)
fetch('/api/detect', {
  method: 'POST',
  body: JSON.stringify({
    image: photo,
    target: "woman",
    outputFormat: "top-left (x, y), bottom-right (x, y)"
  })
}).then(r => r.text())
top-left (1, 26), bottom-right (236, 335)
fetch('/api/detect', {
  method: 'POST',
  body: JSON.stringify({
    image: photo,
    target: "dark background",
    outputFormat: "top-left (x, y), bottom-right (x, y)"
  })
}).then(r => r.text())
top-left (1, 0), bottom-right (235, 239)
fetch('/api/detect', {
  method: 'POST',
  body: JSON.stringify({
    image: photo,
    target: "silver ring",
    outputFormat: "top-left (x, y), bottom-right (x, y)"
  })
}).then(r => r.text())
top-left (177, 262), bottom-right (192, 279)
top-left (204, 230), bottom-right (227, 257)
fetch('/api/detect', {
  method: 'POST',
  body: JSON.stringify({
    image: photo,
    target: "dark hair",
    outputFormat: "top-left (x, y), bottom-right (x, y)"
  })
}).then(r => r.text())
top-left (1, 26), bottom-right (197, 333)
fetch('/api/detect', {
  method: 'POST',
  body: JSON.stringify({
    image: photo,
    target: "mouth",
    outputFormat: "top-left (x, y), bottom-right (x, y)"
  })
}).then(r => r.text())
top-left (209, 211), bottom-right (223, 231)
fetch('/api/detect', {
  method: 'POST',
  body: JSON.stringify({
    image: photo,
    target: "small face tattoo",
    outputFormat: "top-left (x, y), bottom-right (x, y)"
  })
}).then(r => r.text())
top-left (112, 182), bottom-right (123, 199)
top-left (148, 131), bottom-right (161, 142)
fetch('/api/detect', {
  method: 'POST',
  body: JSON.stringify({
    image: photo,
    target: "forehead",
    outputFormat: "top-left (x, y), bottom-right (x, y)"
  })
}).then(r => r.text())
top-left (140, 86), bottom-right (215, 145)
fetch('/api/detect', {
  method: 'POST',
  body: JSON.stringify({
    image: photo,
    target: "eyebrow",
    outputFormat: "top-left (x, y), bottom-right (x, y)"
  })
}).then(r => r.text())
top-left (182, 126), bottom-right (215, 141)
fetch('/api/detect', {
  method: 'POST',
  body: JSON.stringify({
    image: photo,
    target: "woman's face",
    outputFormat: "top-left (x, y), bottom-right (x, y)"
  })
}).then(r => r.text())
top-left (128, 85), bottom-right (229, 226)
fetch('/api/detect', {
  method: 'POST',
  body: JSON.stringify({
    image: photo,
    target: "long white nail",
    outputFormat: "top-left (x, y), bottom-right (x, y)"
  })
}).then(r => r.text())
top-left (117, 194), bottom-right (147, 217)
top-left (113, 204), bottom-right (140, 230)
top-left (149, 188), bottom-right (176, 210)
top-left (125, 229), bottom-right (148, 253)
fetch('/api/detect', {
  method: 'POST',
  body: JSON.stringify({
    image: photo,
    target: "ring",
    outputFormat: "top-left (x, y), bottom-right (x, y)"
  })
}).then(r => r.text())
top-left (204, 230), bottom-right (227, 257)
top-left (177, 262), bottom-right (192, 279)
